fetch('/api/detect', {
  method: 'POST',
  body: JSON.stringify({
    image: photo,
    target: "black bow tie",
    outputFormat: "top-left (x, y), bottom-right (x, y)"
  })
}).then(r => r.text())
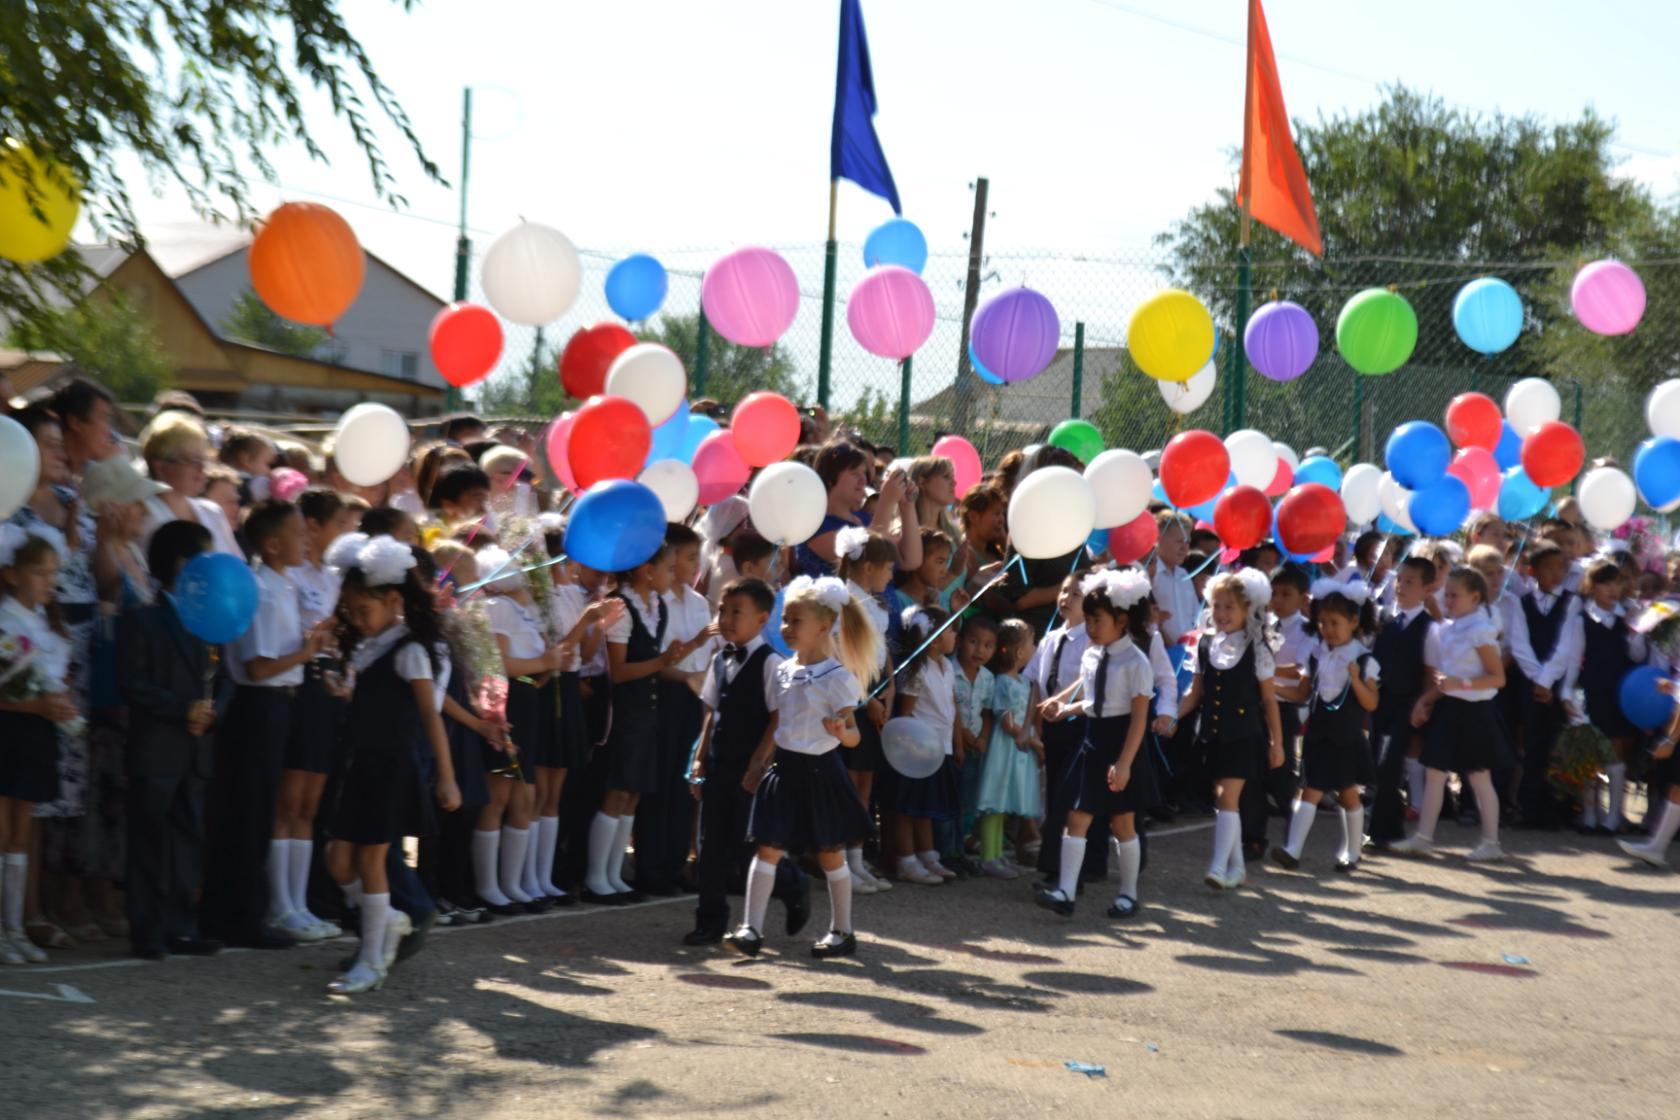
top-left (723, 644), bottom-right (748, 663)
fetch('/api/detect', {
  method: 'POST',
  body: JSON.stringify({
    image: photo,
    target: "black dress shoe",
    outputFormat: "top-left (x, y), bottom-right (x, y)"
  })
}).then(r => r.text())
top-left (474, 896), bottom-right (524, 916)
top-left (616, 889), bottom-right (646, 904)
top-left (521, 897), bottom-right (552, 914)
top-left (1033, 886), bottom-right (1076, 917)
top-left (810, 931), bottom-right (857, 959)
top-left (683, 927), bottom-right (724, 946)
top-left (548, 891), bottom-right (578, 908)
top-left (784, 872), bottom-right (812, 937)
top-left (1269, 846), bottom-right (1299, 870)
top-left (1333, 857), bottom-right (1358, 873)
top-left (723, 928), bottom-right (763, 956)
top-left (133, 945), bottom-right (167, 962)
top-left (224, 929), bottom-right (295, 950)
top-left (167, 936), bottom-right (223, 956)
top-left (579, 888), bottom-right (628, 906)
top-left (1105, 895), bottom-right (1138, 920)
top-left (636, 882), bottom-right (679, 898)
top-left (394, 910), bottom-right (436, 966)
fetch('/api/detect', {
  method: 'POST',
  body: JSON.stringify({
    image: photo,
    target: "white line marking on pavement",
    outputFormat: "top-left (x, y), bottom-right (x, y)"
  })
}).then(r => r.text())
top-left (0, 982), bottom-right (94, 1003)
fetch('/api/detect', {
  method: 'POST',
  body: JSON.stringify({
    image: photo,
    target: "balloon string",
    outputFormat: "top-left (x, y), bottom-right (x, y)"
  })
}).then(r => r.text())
top-left (1183, 550), bottom-right (1220, 581)
top-left (871, 554), bottom-right (1025, 699)
top-left (456, 551), bottom-right (568, 599)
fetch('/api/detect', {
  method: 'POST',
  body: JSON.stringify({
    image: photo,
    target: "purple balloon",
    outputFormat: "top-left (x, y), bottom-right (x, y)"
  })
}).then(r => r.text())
top-left (970, 287), bottom-right (1060, 383)
top-left (1243, 299), bottom-right (1318, 382)
top-left (701, 247), bottom-right (799, 347)
top-left (847, 266), bottom-right (934, 360)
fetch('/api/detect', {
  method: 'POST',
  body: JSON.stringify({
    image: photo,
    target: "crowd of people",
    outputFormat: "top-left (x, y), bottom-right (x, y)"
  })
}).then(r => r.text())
top-left (1, 380), bottom-right (1675, 993)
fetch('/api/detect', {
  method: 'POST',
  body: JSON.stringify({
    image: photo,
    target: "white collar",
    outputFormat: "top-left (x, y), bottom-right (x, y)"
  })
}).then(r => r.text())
top-left (352, 622), bottom-right (411, 671)
top-left (726, 635), bottom-right (766, 656)
top-left (255, 562), bottom-right (294, 588)
top-left (1102, 635), bottom-right (1135, 656)
top-left (1585, 600), bottom-right (1621, 624)
top-left (0, 595), bottom-right (42, 632)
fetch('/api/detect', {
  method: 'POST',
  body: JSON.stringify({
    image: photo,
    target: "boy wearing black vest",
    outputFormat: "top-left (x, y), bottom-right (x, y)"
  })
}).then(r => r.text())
top-left (1367, 556), bottom-right (1436, 849)
top-left (682, 580), bottom-right (811, 945)
top-left (1511, 541), bottom-right (1581, 829)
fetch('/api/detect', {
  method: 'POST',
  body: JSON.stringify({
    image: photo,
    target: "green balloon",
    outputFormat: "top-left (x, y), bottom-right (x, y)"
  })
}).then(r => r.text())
top-left (1049, 418), bottom-right (1104, 465)
top-left (1336, 288), bottom-right (1418, 375)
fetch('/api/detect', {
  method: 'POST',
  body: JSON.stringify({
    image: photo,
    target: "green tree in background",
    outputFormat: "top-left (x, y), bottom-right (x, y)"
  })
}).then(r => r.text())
top-left (475, 335), bottom-right (569, 418)
top-left (637, 313), bottom-right (799, 409)
top-left (221, 289), bottom-right (329, 357)
top-left (837, 386), bottom-right (897, 449)
top-left (8, 288), bottom-right (174, 403)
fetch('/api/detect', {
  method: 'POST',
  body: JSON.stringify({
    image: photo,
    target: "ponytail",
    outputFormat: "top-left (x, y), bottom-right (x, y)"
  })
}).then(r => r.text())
top-left (834, 595), bottom-right (883, 700)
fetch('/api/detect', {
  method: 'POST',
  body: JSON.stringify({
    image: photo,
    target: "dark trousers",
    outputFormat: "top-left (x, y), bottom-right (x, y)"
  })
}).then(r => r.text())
top-left (694, 765), bottom-right (807, 932)
top-left (1519, 693), bottom-right (1566, 826)
top-left (1165, 717), bottom-right (1207, 807)
top-left (1241, 707), bottom-right (1300, 846)
top-left (1037, 718), bottom-right (1108, 882)
top-left (634, 683), bottom-right (703, 892)
top-left (387, 843), bottom-right (434, 923)
top-left (556, 676), bottom-right (611, 889)
top-left (1368, 710), bottom-right (1414, 844)
top-left (418, 807), bottom-right (477, 909)
top-left (125, 771), bottom-right (207, 954)
top-left (203, 687), bottom-right (292, 938)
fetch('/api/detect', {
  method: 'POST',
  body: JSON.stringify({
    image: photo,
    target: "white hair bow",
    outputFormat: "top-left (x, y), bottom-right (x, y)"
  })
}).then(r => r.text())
top-left (1234, 568), bottom-right (1275, 617)
top-left (474, 545), bottom-right (526, 593)
top-left (1311, 576), bottom-right (1370, 606)
top-left (324, 532), bottom-right (370, 570)
top-left (355, 536), bottom-right (418, 588)
top-left (0, 522), bottom-right (67, 568)
top-left (1080, 568), bottom-right (1151, 611)
top-left (789, 574), bottom-right (851, 612)
top-left (835, 525), bottom-right (871, 562)
top-left (901, 605), bottom-right (932, 635)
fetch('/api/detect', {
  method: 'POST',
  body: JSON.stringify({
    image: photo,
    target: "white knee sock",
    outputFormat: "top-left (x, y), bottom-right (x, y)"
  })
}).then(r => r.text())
top-left (1606, 763), bottom-right (1628, 830)
top-left (520, 823), bottom-right (545, 899)
top-left (339, 877), bottom-right (363, 911)
top-left (743, 857), bottom-right (776, 933)
top-left (1283, 798), bottom-right (1317, 858)
top-left (287, 839), bottom-right (317, 920)
top-left (1226, 828), bottom-right (1246, 878)
top-left (267, 839), bottom-right (292, 921)
top-left (1644, 798), bottom-right (1680, 849)
top-left (608, 813), bottom-right (635, 892)
top-left (845, 846), bottom-right (866, 876)
top-left (356, 892), bottom-right (390, 972)
top-left (1113, 837), bottom-right (1141, 901)
top-left (1209, 810), bottom-right (1240, 876)
top-left (1, 853), bottom-right (25, 932)
top-left (825, 865), bottom-right (853, 934)
top-left (1339, 805), bottom-right (1363, 863)
top-left (1056, 834), bottom-right (1086, 898)
top-left (535, 816), bottom-right (561, 894)
top-left (473, 829), bottom-right (511, 906)
top-left (584, 812), bottom-right (618, 895)
top-left (1415, 770), bottom-right (1446, 841)
top-left (499, 826), bottom-right (533, 902)
top-left (1406, 758), bottom-right (1425, 807)
top-left (1468, 771), bottom-right (1500, 843)
top-left (1580, 788), bottom-right (1600, 829)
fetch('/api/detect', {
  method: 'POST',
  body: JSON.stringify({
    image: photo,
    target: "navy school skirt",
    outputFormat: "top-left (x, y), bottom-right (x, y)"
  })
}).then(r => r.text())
top-left (885, 754), bottom-right (958, 821)
top-left (748, 748), bottom-right (873, 852)
top-left (1421, 696), bottom-right (1511, 775)
top-left (1055, 714), bottom-right (1159, 819)
top-left (330, 741), bottom-right (436, 846)
top-left (0, 711), bottom-right (58, 803)
top-left (283, 663), bottom-right (345, 775)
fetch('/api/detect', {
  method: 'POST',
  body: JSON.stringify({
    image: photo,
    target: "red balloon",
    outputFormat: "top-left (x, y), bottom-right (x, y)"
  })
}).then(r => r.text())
top-left (1447, 446), bottom-right (1500, 510)
top-left (1213, 485), bottom-right (1272, 551)
top-left (1520, 420), bottom-right (1584, 488)
top-left (1159, 429), bottom-right (1230, 509)
top-left (1444, 391), bottom-right (1502, 450)
top-left (1276, 483), bottom-right (1344, 555)
top-left (567, 395), bottom-right (651, 489)
top-left (730, 391), bottom-right (801, 467)
top-left (559, 323), bottom-right (636, 400)
top-left (1107, 510), bottom-right (1158, 565)
top-left (1263, 458), bottom-right (1293, 498)
top-left (429, 302), bottom-right (503, 388)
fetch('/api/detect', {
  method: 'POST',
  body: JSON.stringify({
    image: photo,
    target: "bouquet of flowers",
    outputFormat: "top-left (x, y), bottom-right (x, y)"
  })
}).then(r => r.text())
top-left (1548, 723), bottom-right (1612, 798)
top-left (443, 596), bottom-right (519, 778)
top-left (1632, 599), bottom-right (1680, 661)
top-left (1612, 516), bottom-right (1666, 575)
top-left (0, 630), bottom-right (85, 738)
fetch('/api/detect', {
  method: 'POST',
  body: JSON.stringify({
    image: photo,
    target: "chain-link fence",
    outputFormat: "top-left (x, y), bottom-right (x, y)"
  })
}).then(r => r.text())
top-left (473, 242), bottom-right (1674, 478)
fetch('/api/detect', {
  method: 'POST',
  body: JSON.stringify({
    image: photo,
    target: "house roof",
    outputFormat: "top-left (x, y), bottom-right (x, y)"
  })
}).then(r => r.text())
top-left (910, 344), bottom-right (1123, 428)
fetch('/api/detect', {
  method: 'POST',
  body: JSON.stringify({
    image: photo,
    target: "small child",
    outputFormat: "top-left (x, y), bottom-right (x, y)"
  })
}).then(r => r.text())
top-left (835, 527), bottom-right (901, 894)
top-left (1510, 540), bottom-right (1581, 829)
top-left (1030, 574), bottom-right (1093, 885)
top-left (1619, 687), bottom-right (1680, 867)
top-left (1569, 558), bottom-right (1644, 834)
top-left (889, 606), bottom-right (961, 884)
top-left (1150, 512), bottom-right (1197, 648)
top-left (897, 528), bottom-right (955, 609)
top-left (1367, 557), bottom-right (1437, 849)
top-left (974, 619), bottom-right (1041, 880)
top-left (952, 614), bottom-right (998, 859)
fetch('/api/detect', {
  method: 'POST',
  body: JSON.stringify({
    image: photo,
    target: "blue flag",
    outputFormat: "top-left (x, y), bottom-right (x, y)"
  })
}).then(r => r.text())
top-left (831, 0), bottom-right (900, 214)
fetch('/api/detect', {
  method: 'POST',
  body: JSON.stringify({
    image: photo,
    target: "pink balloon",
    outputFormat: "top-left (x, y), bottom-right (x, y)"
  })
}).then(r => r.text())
top-left (692, 430), bottom-right (751, 505)
top-left (1448, 446), bottom-right (1500, 511)
top-left (1571, 259), bottom-right (1646, 336)
top-left (730, 391), bottom-right (801, 467)
top-left (846, 266), bottom-right (934, 360)
top-left (1219, 546), bottom-right (1242, 564)
top-left (701, 247), bottom-right (799, 347)
top-left (544, 413), bottom-right (580, 495)
top-left (931, 435), bottom-right (983, 498)
top-left (1264, 458), bottom-right (1293, 498)
top-left (1309, 546), bottom-right (1334, 563)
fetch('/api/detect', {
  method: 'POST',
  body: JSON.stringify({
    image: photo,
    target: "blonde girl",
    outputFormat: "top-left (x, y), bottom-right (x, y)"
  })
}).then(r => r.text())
top-left (835, 526), bottom-right (901, 893)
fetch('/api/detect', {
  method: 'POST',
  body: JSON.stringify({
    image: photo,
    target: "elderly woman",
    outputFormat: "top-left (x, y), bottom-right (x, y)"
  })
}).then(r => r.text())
top-left (138, 411), bottom-right (242, 557)
top-left (480, 444), bottom-right (538, 520)
top-left (793, 441), bottom-right (922, 580)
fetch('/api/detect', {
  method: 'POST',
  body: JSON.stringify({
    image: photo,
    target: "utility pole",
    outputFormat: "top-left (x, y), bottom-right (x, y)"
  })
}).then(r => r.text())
top-left (446, 87), bottom-right (473, 411)
top-left (950, 176), bottom-right (989, 435)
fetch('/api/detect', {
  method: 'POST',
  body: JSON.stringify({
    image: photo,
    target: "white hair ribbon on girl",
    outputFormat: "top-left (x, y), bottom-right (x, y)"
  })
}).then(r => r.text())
top-left (901, 605), bottom-right (932, 636)
top-left (473, 545), bottom-right (525, 594)
top-left (834, 525), bottom-right (871, 562)
top-left (355, 536), bottom-right (418, 588)
top-left (1234, 568), bottom-right (1274, 618)
top-left (788, 574), bottom-right (851, 612)
top-left (0, 522), bottom-right (67, 567)
top-left (1311, 576), bottom-right (1371, 606)
top-left (1081, 568), bottom-right (1152, 611)
top-left (324, 531), bottom-right (370, 570)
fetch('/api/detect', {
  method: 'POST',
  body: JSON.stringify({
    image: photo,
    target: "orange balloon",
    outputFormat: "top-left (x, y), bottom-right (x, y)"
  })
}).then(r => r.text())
top-left (248, 202), bottom-right (365, 326)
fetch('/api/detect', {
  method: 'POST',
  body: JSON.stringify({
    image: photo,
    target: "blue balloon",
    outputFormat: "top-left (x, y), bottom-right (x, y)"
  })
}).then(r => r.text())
top-left (604, 253), bottom-right (668, 321)
top-left (1493, 420), bottom-right (1523, 470)
top-left (1294, 455), bottom-right (1342, 490)
top-left (1409, 474), bottom-right (1471, 535)
top-left (682, 413), bottom-right (720, 460)
top-left (1452, 277), bottom-right (1523, 355)
top-left (1385, 421), bottom-right (1451, 490)
top-left (563, 480), bottom-right (669, 573)
top-left (1151, 478), bottom-right (1170, 507)
top-left (646, 403), bottom-right (690, 467)
top-left (969, 341), bottom-right (1004, 385)
top-left (1620, 665), bottom-right (1675, 731)
top-left (1185, 473), bottom-right (1235, 522)
top-left (175, 552), bottom-right (260, 644)
top-left (763, 588), bottom-right (793, 657)
top-left (1634, 436), bottom-right (1680, 509)
top-left (1376, 512), bottom-right (1414, 536)
top-left (1086, 527), bottom-right (1110, 556)
top-left (1497, 466), bottom-right (1547, 521)
top-left (862, 217), bottom-right (929, 274)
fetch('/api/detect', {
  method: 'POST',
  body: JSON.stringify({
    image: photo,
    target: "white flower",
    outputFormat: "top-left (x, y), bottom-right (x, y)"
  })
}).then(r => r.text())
top-left (901, 605), bottom-right (932, 636)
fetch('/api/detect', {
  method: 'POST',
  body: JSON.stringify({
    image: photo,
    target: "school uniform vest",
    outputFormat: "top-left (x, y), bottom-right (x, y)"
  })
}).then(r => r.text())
top-left (1196, 636), bottom-right (1263, 744)
top-left (709, 645), bottom-right (773, 776)
top-left (341, 640), bottom-right (423, 761)
top-left (1579, 611), bottom-right (1632, 712)
top-left (1304, 650), bottom-right (1372, 744)
top-left (1372, 609), bottom-right (1430, 722)
top-left (1521, 589), bottom-right (1573, 663)
top-left (607, 591), bottom-right (668, 744)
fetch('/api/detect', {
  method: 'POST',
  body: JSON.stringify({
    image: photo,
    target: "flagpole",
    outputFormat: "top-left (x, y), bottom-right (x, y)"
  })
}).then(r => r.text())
top-left (818, 179), bottom-right (839, 412)
top-left (1228, 0), bottom-right (1258, 437)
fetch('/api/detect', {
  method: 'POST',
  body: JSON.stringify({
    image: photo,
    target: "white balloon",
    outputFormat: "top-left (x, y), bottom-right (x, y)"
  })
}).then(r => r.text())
top-left (1378, 471), bottom-right (1417, 534)
top-left (1083, 449), bottom-right (1152, 529)
top-left (638, 459), bottom-right (699, 522)
top-left (1579, 466), bottom-right (1636, 532)
top-left (1224, 429), bottom-right (1277, 489)
top-left (1273, 441), bottom-right (1300, 473)
top-left (333, 403), bottom-right (410, 488)
top-left (605, 343), bottom-right (686, 427)
top-left (1340, 463), bottom-right (1383, 525)
top-left (1007, 466), bottom-right (1095, 559)
top-left (1159, 360), bottom-right (1216, 414)
top-left (881, 716), bottom-right (944, 780)
top-left (1504, 377), bottom-right (1561, 437)
top-left (480, 221), bottom-right (581, 326)
top-left (1646, 379), bottom-right (1680, 439)
top-left (747, 461), bottom-right (828, 546)
top-left (0, 416), bottom-right (41, 521)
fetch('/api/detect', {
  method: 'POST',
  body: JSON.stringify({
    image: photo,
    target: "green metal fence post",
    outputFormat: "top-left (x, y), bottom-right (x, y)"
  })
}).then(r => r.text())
top-left (1070, 321), bottom-right (1085, 419)
top-left (897, 356), bottom-right (913, 452)
top-left (693, 303), bottom-right (711, 397)
top-left (1229, 245), bottom-right (1252, 435)
top-left (1351, 370), bottom-right (1363, 461)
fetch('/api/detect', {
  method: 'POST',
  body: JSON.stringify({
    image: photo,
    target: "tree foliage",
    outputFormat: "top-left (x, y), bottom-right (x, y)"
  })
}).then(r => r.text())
top-left (221, 289), bottom-right (329, 357)
top-left (0, 0), bottom-right (437, 329)
top-left (7, 287), bottom-right (174, 404)
top-left (636, 312), bottom-right (800, 409)
top-left (475, 334), bottom-right (570, 418)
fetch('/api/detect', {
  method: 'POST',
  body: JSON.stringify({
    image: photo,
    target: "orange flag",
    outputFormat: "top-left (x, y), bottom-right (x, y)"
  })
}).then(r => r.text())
top-left (1237, 0), bottom-right (1322, 256)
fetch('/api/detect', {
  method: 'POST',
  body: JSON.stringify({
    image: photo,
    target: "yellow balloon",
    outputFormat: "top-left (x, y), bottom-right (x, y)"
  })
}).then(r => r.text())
top-left (0, 141), bottom-right (81, 265)
top-left (1129, 289), bottom-right (1215, 382)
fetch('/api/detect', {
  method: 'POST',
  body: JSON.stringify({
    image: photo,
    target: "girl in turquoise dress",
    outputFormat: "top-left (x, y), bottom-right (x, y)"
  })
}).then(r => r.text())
top-left (974, 620), bottom-right (1041, 878)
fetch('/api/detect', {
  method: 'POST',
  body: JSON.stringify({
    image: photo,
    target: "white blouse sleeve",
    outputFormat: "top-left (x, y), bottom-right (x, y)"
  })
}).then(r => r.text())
top-left (823, 666), bottom-right (862, 714)
top-left (484, 597), bottom-right (519, 639)
top-left (1363, 655), bottom-right (1382, 684)
top-left (1253, 641), bottom-right (1276, 681)
top-left (1121, 652), bottom-right (1155, 702)
top-left (393, 641), bottom-right (434, 682)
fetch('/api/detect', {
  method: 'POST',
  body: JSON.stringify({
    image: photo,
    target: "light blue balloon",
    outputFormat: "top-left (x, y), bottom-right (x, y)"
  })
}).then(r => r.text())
top-left (1497, 466), bottom-right (1547, 521)
top-left (1376, 512), bottom-right (1414, 536)
top-left (1493, 420), bottom-right (1523, 470)
top-left (1452, 277), bottom-right (1523, 355)
top-left (763, 588), bottom-right (793, 657)
top-left (1294, 455), bottom-right (1342, 491)
top-left (645, 402), bottom-right (691, 468)
top-left (1409, 474), bottom-right (1471, 535)
top-left (1152, 478), bottom-right (1170, 506)
top-left (863, 217), bottom-right (929, 274)
top-left (1385, 421), bottom-right (1451, 490)
top-left (682, 413), bottom-right (720, 461)
top-left (1086, 527), bottom-right (1110, 557)
top-left (969, 341), bottom-right (1004, 385)
top-left (1634, 436), bottom-right (1680, 509)
top-left (605, 253), bottom-right (668, 321)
